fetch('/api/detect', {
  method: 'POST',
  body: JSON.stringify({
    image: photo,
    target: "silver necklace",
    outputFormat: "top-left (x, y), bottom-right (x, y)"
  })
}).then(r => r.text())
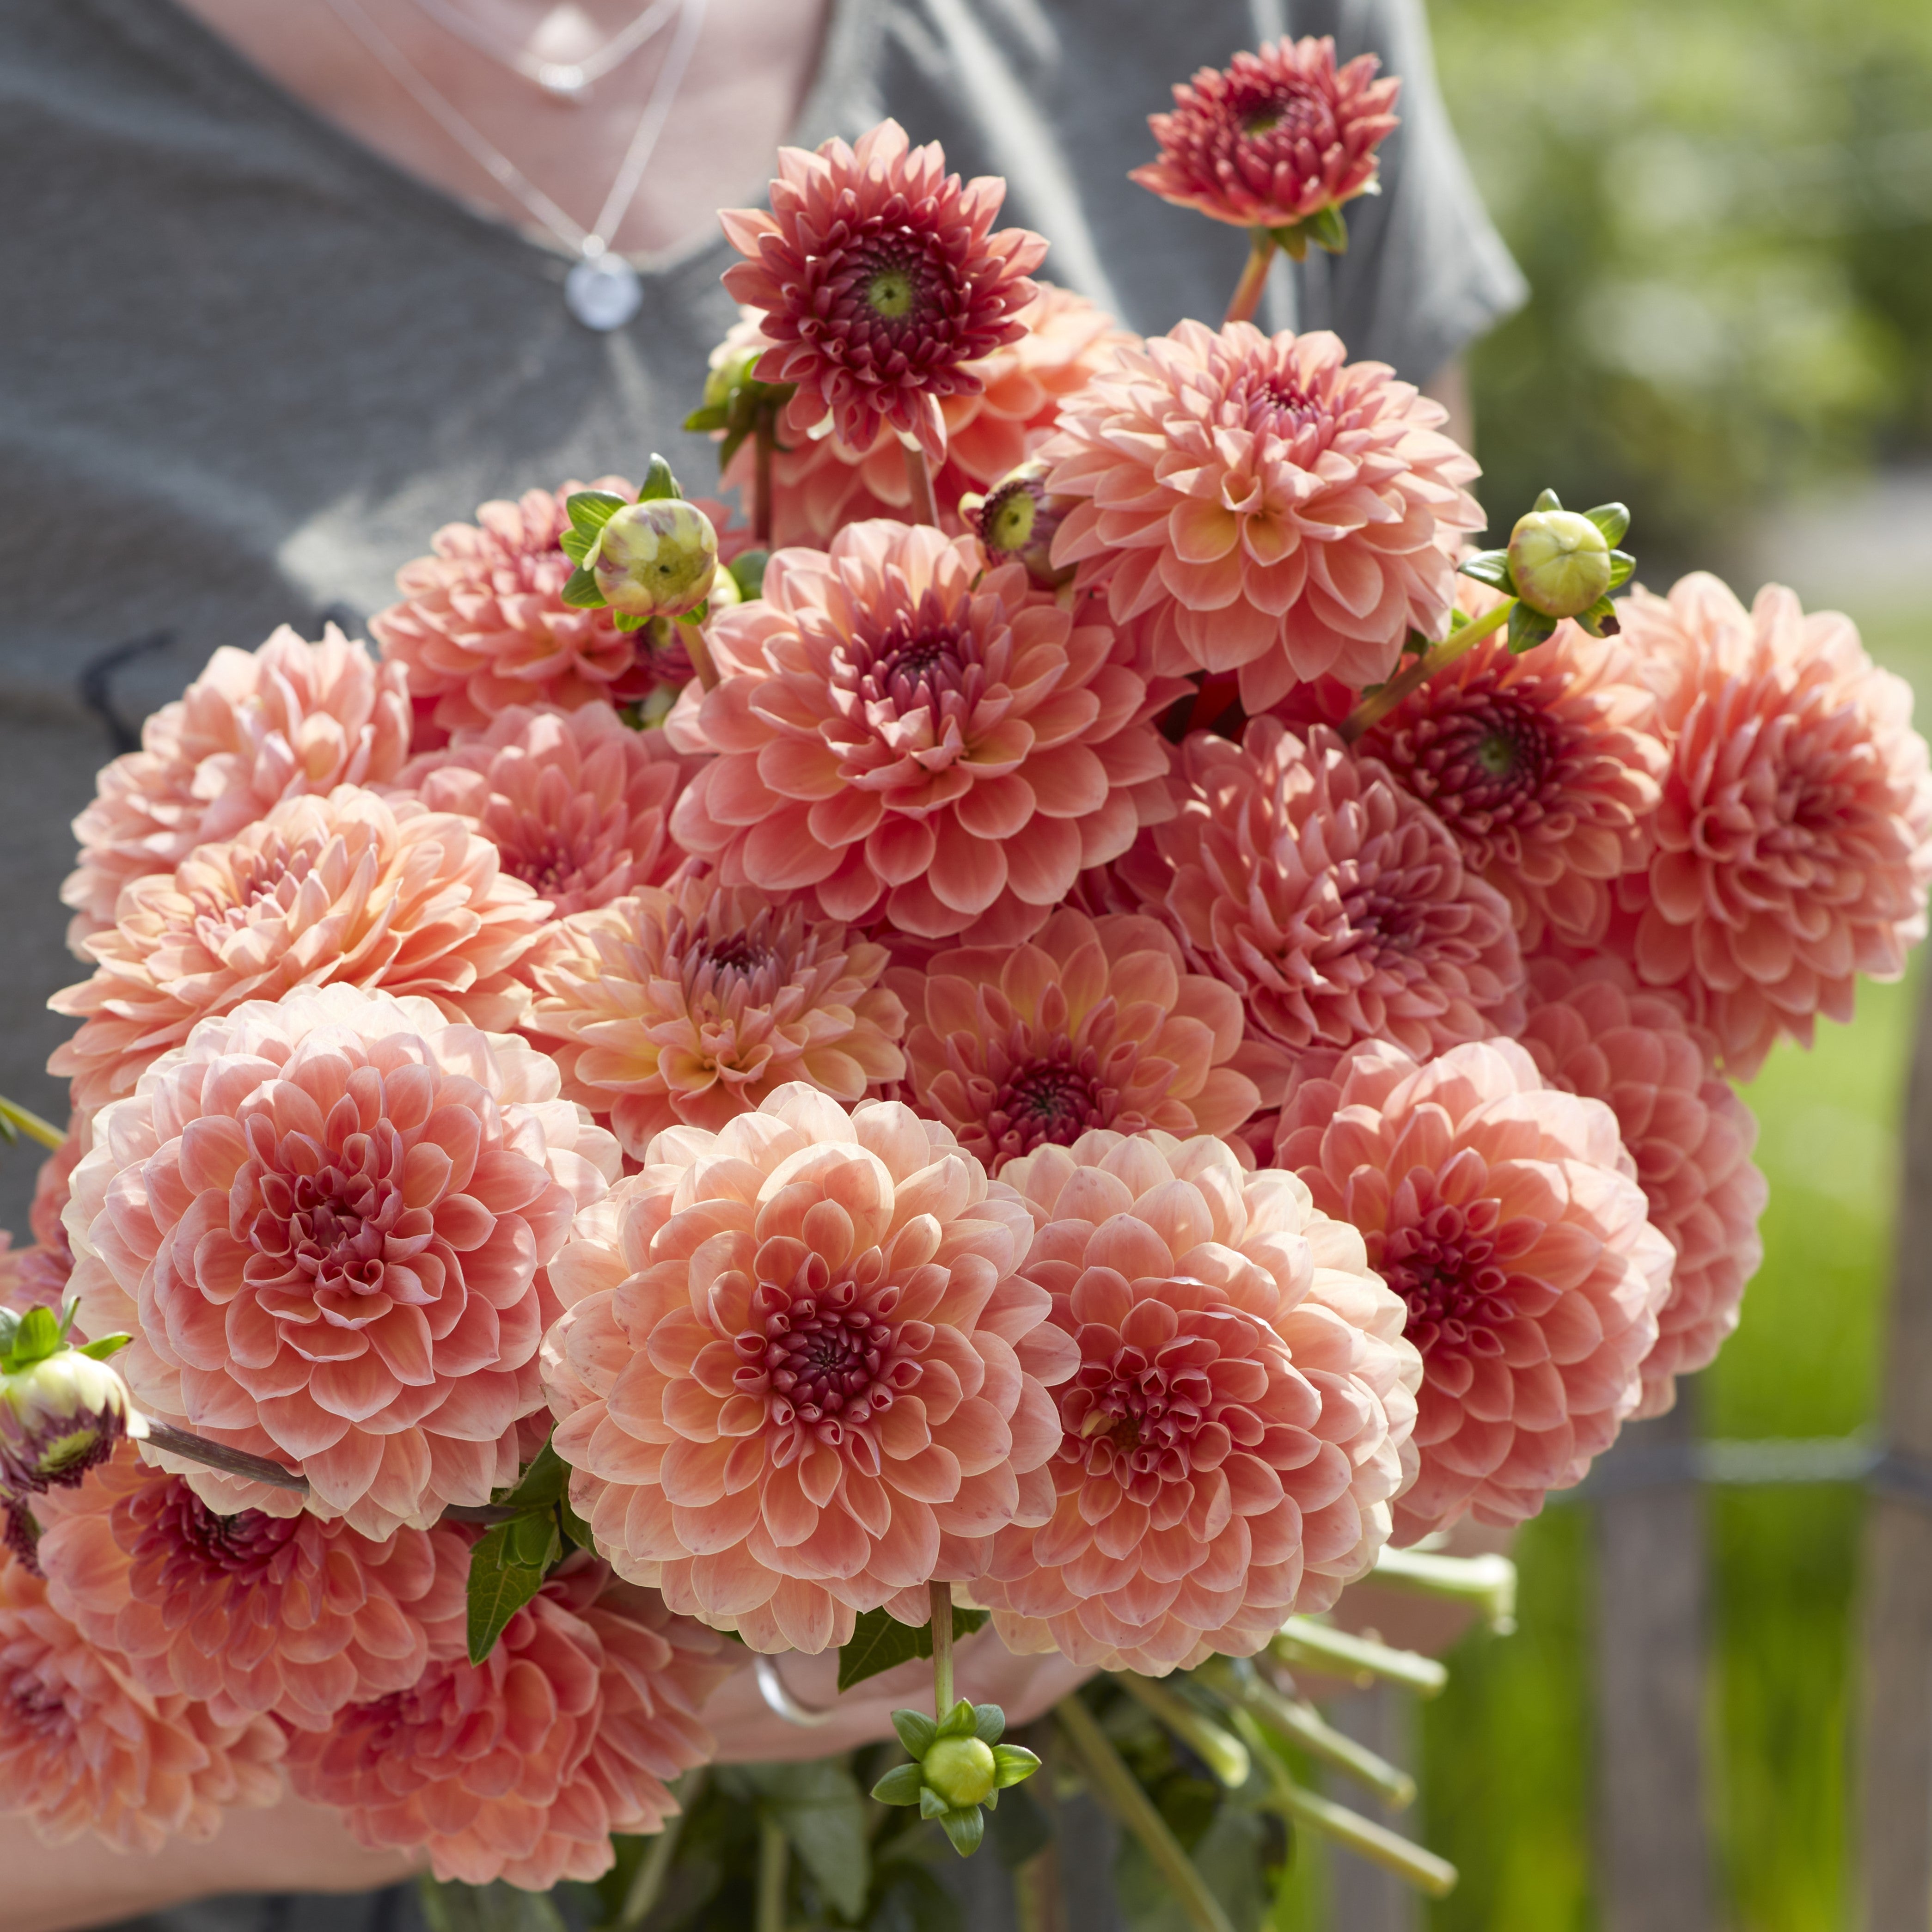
top-left (321, 0), bottom-right (707, 329)
top-left (401, 0), bottom-right (685, 104)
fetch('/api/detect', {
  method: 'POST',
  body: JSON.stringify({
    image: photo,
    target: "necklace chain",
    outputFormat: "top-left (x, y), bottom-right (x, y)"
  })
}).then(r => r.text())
top-left (401, 0), bottom-right (685, 98)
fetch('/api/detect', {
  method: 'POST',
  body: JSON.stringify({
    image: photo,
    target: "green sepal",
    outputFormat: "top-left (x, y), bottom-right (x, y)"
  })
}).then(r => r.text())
top-left (683, 404), bottom-right (731, 434)
top-left (465, 1522), bottom-right (548, 1665)
top-left (728, 550), bottom-right (770, 602)
top-left (1267, 222), bottom-right (1310, 263)
top-left (870, 1762), bottom-right (925, 1807)
top-left (636, 454), bottom-right (683, 503)
top-left (935, 1698), bottom-right (981, 1742)
top-left (559, 526), bottom-right (594, 566)
top-left (0, 1309), bottom-right (18, 1353)
top-left (937, 1806), bottom-right (985, 1858)
top-left (1607, 550), bottom-right (1636, 592)
top-left (1573, 594), bottom-right (1623, 639)
top-left (971, 1703), bottom-right (1005, 1746)
top-left (674, 601), bottom-right (708, 627)
top-left (1532, 487), bottom-right (1564, 513)
top-left (1308, 203), bottom-right (1350, 254)
top-left (1585, 501), bottom-right (1631, 546)
top-left (564, 489), bottom-right (627, 535)
top-left (613, 611), bottom-right (650, 632)
top-left (891, 1709), bottom-right (939, 1759)
top-left (917, 1786), bottom-right (950, 1821)
top-left (561, 565), bottom-right (606, 610)
top-left (990, 1744), bottom-right (1041, 1790)
top-left (75, 1333), bottom-right (132, 1362)
top-left (1457, 549), bottom-right (1516, 593)
top-left (6, 1305), bottom-right (62, 1369)
top-left (1506, 602), bottom-right (1560, 654)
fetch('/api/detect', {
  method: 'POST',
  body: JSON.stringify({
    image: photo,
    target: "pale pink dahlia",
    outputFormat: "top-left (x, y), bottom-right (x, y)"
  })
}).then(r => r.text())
top-left (1121, 719), bottom-right (1524, 1105)
top-left (1131, 36), bottom-right (1401, 232)
top-left (0, 1236), bottom-right (70, 1315)
top-left (527, 878), bottom-right (907, 1160)
top-left (667, 523), bottom-right (1175, 941)
top-left (973, 1130), bottom-right (1416, 1674)
top-left (386, 703), bottom-right (687, 918)
top-left (1043, 323), bottom-right (1483, 709)
top-left (721, 119), bottom-right (1047, 464)
top-left (899, 909), bottom-right (1259, 1171)
top-left (1614, 575), bottom-right (1932, 1077)
top-left (63, 625), bottom-right (411, 955)
top-left (50, 786), bottom-right (550, 1114)
top-left (1277, 1039), bottom-right (1673, 1539)
top-left (541, 1084), bottom-right (1078, 1652)
top-left (62, 984), bottom-right (618, 1538)
top-left (36, 1444), bottom-right (468, 1730)
top-left (284, 1559), bottom-right (727, 1889)
top-left (0, 1553), bottom-right (284, 1851)
top-left (1520, 956), bottom-right (1767, 1418)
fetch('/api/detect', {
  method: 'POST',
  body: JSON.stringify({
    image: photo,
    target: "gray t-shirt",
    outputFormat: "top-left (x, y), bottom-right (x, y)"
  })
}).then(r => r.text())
top-left (0, 0), bottom-right (1521, 1237)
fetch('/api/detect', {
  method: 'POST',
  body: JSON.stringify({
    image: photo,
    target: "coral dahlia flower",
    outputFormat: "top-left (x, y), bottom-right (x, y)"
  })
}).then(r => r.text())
top-left (1276, 1039), bottom-right (1673, 1540)
top-left (50, 786), bottom-right (550, 1114)
top-left (0, 1553), bottom-right (284, 1851)
top-left (667, 523), bottom-right (1176, 942)
top-left (284, 1559), bottom-right (727, 1889)
top-left (1520, 956), bottom-right (1767, 1418)
top-left (36, 1444), bottom-right (468, 1730)
top-left (1131, 36), bottom-right (1401, 232)
top-left (899, 909), bottom-right (1259, 1171)
top-left (62, 984), bottom-right (619, 1538)
top-left (527, 878), bottom-right (907, 1160)
top-left (972, 1130), bottom-right (1417, 1674)
top-left (721, 119), bottom-right (1047, 465)
top-left (63, 625), bottom-right (410, 956)
top-left (541, 1084), bottom-right (1078, 1651)
top-left (1122, 719), bottom-right (1524, 1105)
top-left (1615, 575), bottom-right (1932, 1077)
top-left (0, 1238), bottom-right (70, 1316)
top-left (1043, 323), bottom-right (1483, 709)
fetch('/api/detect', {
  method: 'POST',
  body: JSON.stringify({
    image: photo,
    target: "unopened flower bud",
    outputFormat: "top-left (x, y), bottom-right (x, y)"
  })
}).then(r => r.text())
top-left (589, 500), bottom-right (719, 619)
top-left (0, 1347), bottom-right (142, 1492)
top-left (922, 1736), bottom-right (998, 1810)
top-left (1507, 508), bottom-right (1612, 619)
top-left (968, 462), bottom-right (1074, 590)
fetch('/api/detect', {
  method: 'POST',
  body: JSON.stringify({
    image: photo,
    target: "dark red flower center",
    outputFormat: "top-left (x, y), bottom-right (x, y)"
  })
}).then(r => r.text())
top-left (707, 934), bottom-right (776, 976)
top-left (854, 605), bottom-right (981, 715)
top-left (1059, 1337), bottom-right (1221, 1490)
top-left (991, 1058), bottom-right (1107, 1153)
top-left (1380, 1198), bottom-right (1514, 1360)
top-left (763, 1297), bottom-right (894, 1422)
top-left (128, 1477), bottom-right (300, 1581)
top-left (1233, 79), bottom-right (1330, 144)
top-left (4, 1673), bottom-right (69, 1740)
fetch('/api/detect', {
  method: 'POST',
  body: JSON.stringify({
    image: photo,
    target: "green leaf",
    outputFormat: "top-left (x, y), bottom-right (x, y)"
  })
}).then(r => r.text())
top-left (1585, 501), bottom-right (1631, 546)
top-left (682, 404), bottom-right (730, 434)
top-left (937, 1806), bottom-right (985, 1858)
top-left (1532, 487), bottom-right (1563, 514)
top-left (1506, 602), bottom-right (1559, 654)
top-left (613, 610), bottom-right (649, 632)
top-left (971, 1703), bottom-right (1006, 1746)
top-left (890, 1708), bottom-right (939, 1758)
top-left (741, 1759), bottom-right (870, 1920)
top-left (9, 1305), bottom-right (62, 1367)
top-left (465, 1524), bottom-right (547, 1665)
top-left (558, 1489), bottom-right (595, 1552)
top-left (871, 1762), bottom-right (925, 1807)
top-left (636, 454), bottom-right (684, 503)
top-left (1457, 549), bottom-right (1516, 592)
top-left (558, 526), bottom-right (593, 565)
top-left (839, 1604), bottom-right (990, 1693)
top-left (75, 1333), bottom-right (132, 1361)
top-left (991, 1744), bottom-right (1041, 1789)
top-left (501, 1439), bottom-right (570, 1510)
top-left (1308, 203), bottom-right (1350, 255)
top-left (728, 550), bottom-right (770, 601)
top-left (561, 564), bottom-right (606, 609)
top-left (508, 1509), bottom-right (561, 1568)
top-left (564, 489), bottom-right (628, 535)
top-left (1607, 550), bottom-right (1636, 591)
top-left (0, 1309), bottom-right (17, 1352)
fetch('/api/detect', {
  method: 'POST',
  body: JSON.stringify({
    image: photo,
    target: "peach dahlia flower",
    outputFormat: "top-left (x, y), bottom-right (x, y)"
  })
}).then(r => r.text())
top-left (899, 909), bottom-right (1259, 1171)
top-left (63, 625), bottom-right (411, 956)
top-left (668, 523), bottom-right (1177, 941)
top-left (285, 1559), bottom-right (727, 1889)
top-left (63, 984), bottom-right (619, 1538)
top-left (1616, 575), bottom-right (1932, 1077)
top-left (1043, 323), bottom-right (1483, 709)
top-left (973, 1131), bottom-right (1418, 1674)
top-left (527, 877), bottom-right (907, 1160)
top-left (1277, 1039), bottom-right (1673, 1540)
top-left (0, 1553), bottom-right (284, 1852)
top-left (50, 786), bottom-right (551, 1114)
top-left (541, 1084), bottom-right (1078, 1652)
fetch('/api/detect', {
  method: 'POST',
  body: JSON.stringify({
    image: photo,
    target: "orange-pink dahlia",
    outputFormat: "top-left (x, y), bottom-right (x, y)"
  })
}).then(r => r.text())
top-left (0, 1552), bottom-right (284, 1851)
top-left (1042, 323), bottom-right (1483, 709)
top-left (720, 120), bottom-right (1048, 465)
top-left (972, 1130), bottom-right (1417, 1674)
top-left (527, 877), bottom-right (907, 1160)
top-left (62, 984), bottom-right (619, 1538)
top-left (541, 1084), bottom-right (1078, 1652)
top-left (50, 786), bottom-right (551, 1114)
top-left (1131, 36), bottom-right (1400, 232)
top-left (1614, 575), bottom-right (1932, 1077)
top-left (1122, 719), bottom-right (1524, 1105)
top-left (0, 1236), bottom-right (69, 1315)
top-left (284, 1559), bottom-right (727, 1889)
top-left (1520, 956), bottom-right (1766, 1418)
top-left (36, 1444), bottom-right (468, 1731)
top-left (1277, 1039), bottom-right (1673, 1539)
top-left (898, 909), bottom-right (1259, 1171)
top-left (667, 522), bottom-right (1176, 942)
top-left (62, 625), bottom-right (411, 956)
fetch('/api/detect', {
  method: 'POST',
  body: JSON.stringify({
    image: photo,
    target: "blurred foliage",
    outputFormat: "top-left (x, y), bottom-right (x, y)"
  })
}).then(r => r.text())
top-left (1434, 0), bottom-right (1932, 571)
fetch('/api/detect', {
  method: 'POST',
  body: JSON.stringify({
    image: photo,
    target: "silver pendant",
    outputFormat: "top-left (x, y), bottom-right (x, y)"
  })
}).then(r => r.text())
top-left (534, 61), bottom-right (591, 102)
top-left (565, 251), bottom-right (643, 331)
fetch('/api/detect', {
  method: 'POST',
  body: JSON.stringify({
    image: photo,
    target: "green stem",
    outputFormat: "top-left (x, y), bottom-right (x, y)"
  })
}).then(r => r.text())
top-left (756, 1812), bottom-right (789, 1932)
top-left (930, 1580), bottom-right (954, 1717)
top-left (1110, 1673), bottom-right (1250, 1788)
top-left (609, 1768), bottom-right (705, 1932)
top-left (0, 1097), bottom-right (65, 1152)
top-left (1055, 1695), bottom-right (1235, 1932)
top-left (1198, 1660), bottom-right (1414, 1810)
top-left (1339, 598), bottom-right (1514, 742)
top-left (903, 441), bottom-right (941, 527)
top-left (753, 417), bottom-right (775, 546)
top-left (1370, 1547), bottom-right (1518, 1632)
top-left (1272, 1619), bottom-right (1447, 1699)
top-left (1225, 229), bottom-right (1278, 327)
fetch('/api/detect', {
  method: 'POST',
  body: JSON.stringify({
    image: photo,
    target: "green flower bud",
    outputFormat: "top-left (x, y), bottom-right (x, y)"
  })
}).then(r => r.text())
top-left (922, 1736), bottom-right (998, 1810)
top-left (1507, 508), bottom-right (1612, 619)
top-left (966, 461), bottom-right (1074, 591)
top-left (588, 500), bottom-right (719, 619)
top-left (0, 1346), bottom-right (142, 1492)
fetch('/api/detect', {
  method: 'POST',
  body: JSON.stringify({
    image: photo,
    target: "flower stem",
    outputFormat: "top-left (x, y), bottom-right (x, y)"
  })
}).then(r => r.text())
top-left (682, 619), bottom-right (721, 693)
top-left (1055, 1695), bottom-right (1235, 1932)
top-left (753, 419), bottom-right (775, 546)
top-left (1271, 1619), bottom-right (1447, 1698)
top-left (1225, 230), bottom-right (1278, 327)
top-left (903, 442), bottom-right (942, 527)
top-left (609, 1768), bottom-right (706, 1932)
top-left (0, 1097), bottom-right (65, 1152)
top-left (1198, 1659), bottom-right (1414, 1810)
top-left (756, 1813), bottom-right (789, 1932)
top-left (930, 1580), bottom-right (954, 1717)
top-left (1110, 1672), bottom-right (1250, 1788)
top-left (1339, 599), bottom-right (1513, 742)
top-left (1370, 1546), bottom-right (1518, 1633)
top-left (143, 1421), bottom-right (309, 1492)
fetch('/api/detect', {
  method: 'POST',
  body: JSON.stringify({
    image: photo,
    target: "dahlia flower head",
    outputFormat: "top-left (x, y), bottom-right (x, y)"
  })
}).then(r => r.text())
top-left (50, 785), bottom-right (551, 1115)
top-left (285, 1557), bottom-right (728, 1889)
top-left (720, 119), bottom-right (1048, 465)
top-left (722, 285), bottom-right (1135, 547)
top-left (527, 875), bottom-right (908, 1160)
top-left (63, 625), bottom-right (411, 956)
top-left (667, 522), bottom-right (1180, 942)
top-left (62, 983), bottom-right (619, 1538)
top-left (1614, 574), bottom-right (1932, 1077)
top-left (1521, 955), bottom-right (1767, 1418)
top-left (36, 1443), bottom-right (469, 1731)
top-left (1276, 1038), bottom-right (1673, 1541)
top-left (898, 908), bottom-right (1260, 1173)
top-left (1120, 718), bottom-right (1524, 1107)
top-left (972, 1130), bottom-right (1418, 1675)
top-left (0, 1552), bottom-right (284, 1852)
top-left (1357, 582), bottom-right (1667, 950)
top-left (1043, 322), bottom-right (1484, 709)
top-left (0, 1235), bottom-right (70, 1314)
top-left (1131, 35), bottom-right (1401, 231)
top-left (541, 1083), bottom-right (1079, 1652)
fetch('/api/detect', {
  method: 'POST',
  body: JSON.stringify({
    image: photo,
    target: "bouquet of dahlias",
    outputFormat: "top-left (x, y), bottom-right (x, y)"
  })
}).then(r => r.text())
top-left (5, 35), bottom-right (1928, 1932)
